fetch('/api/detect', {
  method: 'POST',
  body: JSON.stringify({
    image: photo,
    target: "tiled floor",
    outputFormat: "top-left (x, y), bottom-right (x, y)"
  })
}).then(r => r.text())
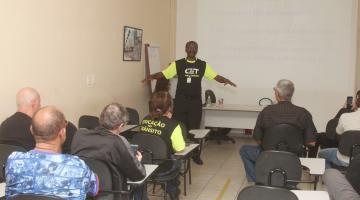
top-left (149, 133), bottom-right (326, 200)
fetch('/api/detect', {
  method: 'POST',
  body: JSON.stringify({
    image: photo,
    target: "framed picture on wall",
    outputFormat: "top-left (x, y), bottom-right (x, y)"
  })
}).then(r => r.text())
top-left (123, 26), bottom-right (143, 61)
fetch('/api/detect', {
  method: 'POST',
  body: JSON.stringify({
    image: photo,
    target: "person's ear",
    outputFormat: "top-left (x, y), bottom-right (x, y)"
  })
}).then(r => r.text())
top-left (59, 127), bottom-right (66, 143)
top-left (30, 125), bottom-right (35, 136)
top-left (117, 123), bottom-right (125, 134)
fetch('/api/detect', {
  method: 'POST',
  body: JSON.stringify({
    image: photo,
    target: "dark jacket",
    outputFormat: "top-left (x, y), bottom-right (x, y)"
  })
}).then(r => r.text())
top-left (71, 127), bottom-right (146, 190)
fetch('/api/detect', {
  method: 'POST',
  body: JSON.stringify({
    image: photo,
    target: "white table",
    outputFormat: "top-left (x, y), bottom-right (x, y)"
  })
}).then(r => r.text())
top-left (121, 124), bottom-right (139, 133)
top-left (174, 143), bottom-right (200, 196)
top-left (300, 158), bottom-right (325, 190)
top-left (127, 164), bottom-right (158, 185)
top-left (291, 190), bottom-right (329, 200)
top-left (0, 182), bottom-right (5, 198)
top-left (300, 158), bottom-right (326, 175)
top-left (189, 129), bottom-right (210, 139)
top-left (189, 129), bottom-right (210, 155)
top-left (174, 143), bottom-right (199, 157)
top-left (202, 104), bottom-right (263, 129)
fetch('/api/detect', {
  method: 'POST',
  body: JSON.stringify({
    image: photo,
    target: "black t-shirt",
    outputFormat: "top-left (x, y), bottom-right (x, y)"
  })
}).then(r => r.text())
top-left (253, 101), bottom-right (317, 144)
top-left (0, 112), bottom-right (34, 150)
top-left (175, 58), bottom-right (206, 98)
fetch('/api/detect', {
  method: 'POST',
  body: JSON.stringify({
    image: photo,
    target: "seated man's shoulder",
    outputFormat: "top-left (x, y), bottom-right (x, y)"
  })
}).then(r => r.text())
top-left (291, 104), bottom-right (313, 115)
top-left (7, 151), bottom-right (27, 160)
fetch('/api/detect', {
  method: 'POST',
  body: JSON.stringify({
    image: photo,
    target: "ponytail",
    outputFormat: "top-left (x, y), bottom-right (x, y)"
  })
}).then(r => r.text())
top-left (149, 91), bottom-right (172, 120)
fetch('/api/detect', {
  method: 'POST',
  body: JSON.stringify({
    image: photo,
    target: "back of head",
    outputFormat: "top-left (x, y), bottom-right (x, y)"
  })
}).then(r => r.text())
top-left (99, 103), bottom-right (129, 130)
top-left (149, 91), bottom-right (172, 120)
top-left (154, 77), bottom-right (170, 93)
top-left (31, 106), bottom-right (66, 142)
top-left (16, 87), bottom-right (40, 108)
top-left (356, 90), bottom-right (360, 108)
top-left (16, 87), bottom-right (41, 114)
top-left (274, 79), bottom-right (294, 101)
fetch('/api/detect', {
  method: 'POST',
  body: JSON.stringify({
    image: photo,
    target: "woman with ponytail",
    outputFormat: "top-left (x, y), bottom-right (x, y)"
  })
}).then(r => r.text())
top-left (139, 91), bottom-right (185, 200)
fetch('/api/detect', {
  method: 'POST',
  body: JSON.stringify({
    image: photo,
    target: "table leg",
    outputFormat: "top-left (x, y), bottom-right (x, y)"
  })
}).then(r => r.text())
top-left (189, 159), bottom-right (192, 184)
top-left (314, 176), bottom-right (319, 190)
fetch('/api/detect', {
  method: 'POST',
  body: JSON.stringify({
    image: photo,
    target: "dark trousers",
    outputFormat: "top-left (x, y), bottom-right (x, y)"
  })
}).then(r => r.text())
top-left (173, 97), bottom-right (202, 130)
top-left (173, 96), bottom-right (203, 158)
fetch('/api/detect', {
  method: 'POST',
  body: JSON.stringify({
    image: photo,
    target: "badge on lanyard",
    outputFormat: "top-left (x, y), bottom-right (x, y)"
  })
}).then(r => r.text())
top-left (187, 77), bottom-right (191, 83)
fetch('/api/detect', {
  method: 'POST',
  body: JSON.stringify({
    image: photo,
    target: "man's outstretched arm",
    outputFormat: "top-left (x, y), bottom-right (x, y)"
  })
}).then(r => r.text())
top-left (142, 72), bottom-right (165, 83)
top-left (214, 75), bottom-right (237, 87)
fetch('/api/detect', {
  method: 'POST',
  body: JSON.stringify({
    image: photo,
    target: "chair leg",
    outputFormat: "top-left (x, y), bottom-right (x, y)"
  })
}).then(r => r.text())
top-left (152, 183), bottom-right (156, 194)
top-left (164, 182), bottom-right (167, 200)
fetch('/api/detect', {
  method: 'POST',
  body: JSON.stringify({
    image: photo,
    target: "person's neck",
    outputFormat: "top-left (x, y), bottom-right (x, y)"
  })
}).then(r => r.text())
top-left (278, 100), bottom-right (291, 103)
top-left (17, 107), bottom-right (34, 118)
top-left (34, 142), bottom-right (62, 153)
top-left (109, 128), bottom-right (120, 135)
top-left (186, 56), bottom-right (196, 61)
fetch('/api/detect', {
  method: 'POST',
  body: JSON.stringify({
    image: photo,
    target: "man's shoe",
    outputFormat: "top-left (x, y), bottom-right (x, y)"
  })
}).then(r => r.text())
top-left (192, 156), bottom-right (204, 165)
top-left (169, 191), bottom-right (180, 200)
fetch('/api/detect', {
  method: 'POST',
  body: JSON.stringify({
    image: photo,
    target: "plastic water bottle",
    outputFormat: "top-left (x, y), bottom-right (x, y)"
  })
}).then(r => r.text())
top-left (206, 96), bottom-right (211, 106)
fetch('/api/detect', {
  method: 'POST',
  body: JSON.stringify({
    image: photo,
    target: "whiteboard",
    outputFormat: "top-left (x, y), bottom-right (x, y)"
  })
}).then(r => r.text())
top-left (176, 0), bottom-right (357, 131)
top-left (145, 45), bottom-right (161, 92)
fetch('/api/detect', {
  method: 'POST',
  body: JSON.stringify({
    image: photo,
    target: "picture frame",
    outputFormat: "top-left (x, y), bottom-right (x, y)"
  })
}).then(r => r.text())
top-left (123, 26), bottom-right (143, 61)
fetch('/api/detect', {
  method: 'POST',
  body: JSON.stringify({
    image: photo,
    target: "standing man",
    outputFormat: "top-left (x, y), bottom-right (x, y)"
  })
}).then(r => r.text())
top-left (143, 41), bottom-right (236, 164)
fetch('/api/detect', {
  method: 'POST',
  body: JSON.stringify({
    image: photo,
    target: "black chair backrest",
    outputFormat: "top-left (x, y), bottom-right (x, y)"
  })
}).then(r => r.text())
top-left (338, 130), bottom-right (360, 159)
top-left (237, 185), bottom-right (298, 200)
top-left (346, 155), bottom-right (360, 195)
top-left (325, 118), bottom-right (339, 140)
top-left (78, 115), bottom-right (99, 130)
top-left (0, 144), bottom-right (26, 182)
top-left (132, 133), bottom-right (170, 172)
top-left (255, 151), bottom-right (302, 188)
top-left (205, 89), bottom-right (216, 103)
top-left (262, 124), bottom-right (304, 155)
top-left (9, 194), bottom-right (63, 200)
top-left (126, 107), bottom-right (140, 125)
top-left (62, 121), bottom-right (77, 154)
top-left (82, 157), bottom-right (112, 192)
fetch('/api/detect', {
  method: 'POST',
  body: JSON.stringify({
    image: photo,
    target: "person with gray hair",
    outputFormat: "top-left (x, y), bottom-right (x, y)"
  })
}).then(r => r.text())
top-left (71, 103), bottom-right (146, 192)
top-left (240, 79), bottom-right (317, 182)
top-left (0, 87), bottom-right (41, 150)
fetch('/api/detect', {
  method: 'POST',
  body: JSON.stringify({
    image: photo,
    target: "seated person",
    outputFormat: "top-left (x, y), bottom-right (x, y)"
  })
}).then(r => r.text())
top-left (318, 97), bottom-right (360, 168)
top-left (334, 90), bottom-right (360, 119)
top-left (324, 169), bottom-right (360, 200)
top-left (5, 106), bottom-right (99, 200)
top-left (71, 103), bottom-right (145, 191)
top-left (154, 77), bottom-right (171, 93)
top-left (139, 91), bottom-right (185, 200)
top-left (0, 87), bottom-right (75, 153)
top-left (239, 79), bottom-right (317, 182)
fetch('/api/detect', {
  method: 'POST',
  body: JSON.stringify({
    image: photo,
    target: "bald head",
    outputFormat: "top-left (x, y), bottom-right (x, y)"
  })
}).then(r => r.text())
top-left (31, 106), bottom-right (66, 142)
top-left (16, 87), bottom-right (41, 116)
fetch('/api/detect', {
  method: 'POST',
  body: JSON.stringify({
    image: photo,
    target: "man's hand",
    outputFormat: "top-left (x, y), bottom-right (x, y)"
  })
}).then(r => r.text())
top-left (135, 151), bottom-right (142, 161)
top-left (224, 79), bottom-right (237, 87)
top-left (141, 72), bottom-right (164, 84)
top-left (215, 75), bottom-right (237, 87)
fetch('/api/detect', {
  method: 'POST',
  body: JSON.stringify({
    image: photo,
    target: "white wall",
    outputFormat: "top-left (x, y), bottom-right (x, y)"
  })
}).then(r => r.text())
top-left (176, 0), bottom-right (358, 131)
top-left (0, 0), bottom-right (176, 124)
